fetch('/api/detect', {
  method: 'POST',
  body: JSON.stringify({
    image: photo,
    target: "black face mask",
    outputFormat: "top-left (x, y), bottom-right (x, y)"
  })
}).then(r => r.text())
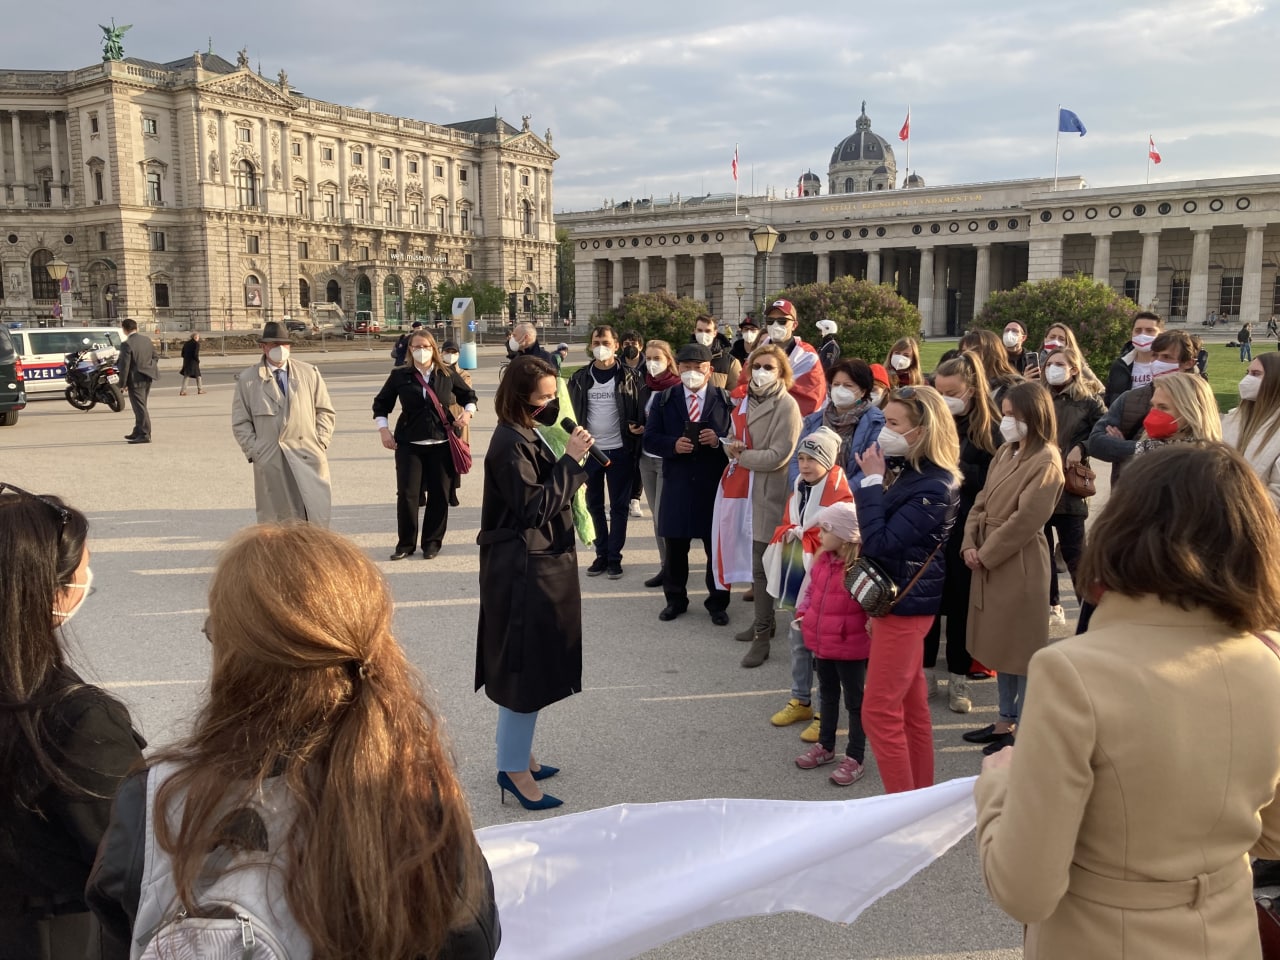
top-left (622, 344), bottom-right (640, 360)
top-left (529, 397), bottom-right (560, 427)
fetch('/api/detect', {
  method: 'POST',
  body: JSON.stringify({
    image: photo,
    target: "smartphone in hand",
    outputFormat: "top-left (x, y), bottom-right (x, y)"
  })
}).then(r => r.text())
top-left (683, 420), bottom-right (702, 442)
top-left (1024, 352), bottom-right (1041, 374)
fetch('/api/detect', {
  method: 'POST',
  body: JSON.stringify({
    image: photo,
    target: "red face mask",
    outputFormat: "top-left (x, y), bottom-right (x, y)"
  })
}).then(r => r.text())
top-left (1143, 408), bottom-right (1179, 440)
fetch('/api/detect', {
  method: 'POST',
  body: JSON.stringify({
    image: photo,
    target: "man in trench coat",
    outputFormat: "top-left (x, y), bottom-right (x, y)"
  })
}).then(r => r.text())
top-left (231, 321), bottom-right (336, 525)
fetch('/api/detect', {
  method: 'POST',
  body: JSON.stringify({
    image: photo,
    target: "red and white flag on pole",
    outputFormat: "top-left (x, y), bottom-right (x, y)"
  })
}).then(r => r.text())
top-left (732, 144), bottom-right (739, 182)
top-left (898, 109), bottom-right (910, 142)
top-left (1148, 136), bottom-right (1161, 164)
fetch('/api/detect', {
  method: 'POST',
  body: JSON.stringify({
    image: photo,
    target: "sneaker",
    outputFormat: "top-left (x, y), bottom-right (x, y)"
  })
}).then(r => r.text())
top-left (949, 675), bottom-right (972, 714)
top-left (628, 499), bottom-right (644, 518)
top-left (829, 756), bottom-right (865, 786)
top-left (586, 557), bottom-right (608, 577)
top-left (770, 699), bottom-right (814, 727)
top-left (795, 744), bottom-right (836, 769)
top-left (799, 715), bottom-right (822, 743)
top-left (1049, 604), bottom-right (1067, 626)
top-left (607, 563), bottom-right (623, 580)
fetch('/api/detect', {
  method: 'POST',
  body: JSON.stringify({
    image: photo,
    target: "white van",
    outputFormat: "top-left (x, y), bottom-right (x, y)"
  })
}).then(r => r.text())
top-left (7, 326), bottom-right (124, 396)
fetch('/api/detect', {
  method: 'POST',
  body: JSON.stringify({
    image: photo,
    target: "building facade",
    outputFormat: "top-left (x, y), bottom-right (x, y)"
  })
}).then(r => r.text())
top-left (562, 111), bottom-right (1280, 333)
top-left (0, 50), bottom-right (558, 329)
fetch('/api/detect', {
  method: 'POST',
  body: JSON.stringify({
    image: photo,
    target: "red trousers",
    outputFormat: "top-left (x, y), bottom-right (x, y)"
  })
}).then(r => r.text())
top-left (864, 614), bottom-right (935, 793)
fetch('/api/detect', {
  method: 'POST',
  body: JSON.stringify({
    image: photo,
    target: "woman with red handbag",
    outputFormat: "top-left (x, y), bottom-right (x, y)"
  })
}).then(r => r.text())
top-left (373, 329), bottom-right (477, 560)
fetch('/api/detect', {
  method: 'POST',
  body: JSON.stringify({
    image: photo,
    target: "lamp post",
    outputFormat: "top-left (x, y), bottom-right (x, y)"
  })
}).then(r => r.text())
top-left (750, 225), bottom-right (779, 319)
top-left (279, 283), bottom-right (291, 326)
top-left (46, 256), bottom-right (71, 326)
top-left (735, 283), bottom-right (744, 320)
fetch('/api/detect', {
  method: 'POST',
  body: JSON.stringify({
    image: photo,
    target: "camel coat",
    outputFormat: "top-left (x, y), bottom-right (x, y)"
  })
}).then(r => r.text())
top-left (1221, 407), bottom-right (1280, 512)
top-left (448, 365), bottom-right (474, 447)
top-left (732, 386), bottom-right (803, 539)
top-left (963, 444), bottom-right (1063, 674)
top-left (231, 358), bottom-right (336, 526)
top-left (975, 594), bottom-right (1280, 959)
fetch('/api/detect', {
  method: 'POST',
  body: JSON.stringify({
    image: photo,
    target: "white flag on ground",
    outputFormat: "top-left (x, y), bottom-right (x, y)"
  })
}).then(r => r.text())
top-left (476, 776), bottom-right (978, 960)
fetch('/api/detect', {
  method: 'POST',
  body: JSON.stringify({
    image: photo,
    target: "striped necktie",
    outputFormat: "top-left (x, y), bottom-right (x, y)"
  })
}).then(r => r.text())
top-left (687, 391), bottom-right (700, 422)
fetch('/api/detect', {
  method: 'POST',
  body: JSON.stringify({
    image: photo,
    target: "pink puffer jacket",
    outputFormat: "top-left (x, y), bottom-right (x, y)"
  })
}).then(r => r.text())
top-left (798, 551), bottom-right (871, 661)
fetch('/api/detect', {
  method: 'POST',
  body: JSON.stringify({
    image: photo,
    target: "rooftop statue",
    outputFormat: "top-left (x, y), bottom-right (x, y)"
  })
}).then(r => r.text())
top-left (99, 20), bottom-right (132, 62)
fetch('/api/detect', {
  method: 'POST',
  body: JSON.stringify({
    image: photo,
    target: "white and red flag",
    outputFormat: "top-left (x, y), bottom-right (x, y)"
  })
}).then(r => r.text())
top-left (732, 144), bottom-right (739, 181)
top-left (898, 109), bottom-right (910, 142)
top-left (1148, 135), bottom-right (1161, 164)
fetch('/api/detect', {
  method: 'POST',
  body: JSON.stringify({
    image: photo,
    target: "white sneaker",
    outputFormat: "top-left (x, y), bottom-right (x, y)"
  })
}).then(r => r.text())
top-left (949, 675), bottom-right (972, 713)
top-left (629, 499), bottom-right (644, 518)
top-left (1049, 604), bottom-right (1067, 626)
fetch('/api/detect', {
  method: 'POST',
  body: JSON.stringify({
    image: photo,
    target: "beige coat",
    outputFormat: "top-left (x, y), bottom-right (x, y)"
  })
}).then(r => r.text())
top-left (231, 358), bottom-right (336, 526)
top-left (733, 387), bottom-right (802, 539)
top-left (963, 444), bottom-right (1063, 674)
top-left (448, 366), bottom-right (474, 447)
top-left (975, 594), bottom-right (1280, 959)
top-left (1221, 407), bottom-right (1280, 512)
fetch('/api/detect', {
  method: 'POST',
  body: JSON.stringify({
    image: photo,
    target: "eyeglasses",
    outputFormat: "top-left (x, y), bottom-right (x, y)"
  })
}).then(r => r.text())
top-left (0, 482), bottom-right (70, 539)
top-left (750, 363), bottom-right (778, 371)
top-left (893, 386), bottom-right (924, 403)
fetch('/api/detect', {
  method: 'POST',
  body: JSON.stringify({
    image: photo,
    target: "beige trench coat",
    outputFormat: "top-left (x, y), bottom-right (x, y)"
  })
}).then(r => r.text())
top-left (733, 387), bottom-right (803, 540)
top-left (448, 366), bottom-right (474, 447)
top-left (231, 358), bottom-right (336, 526)
top-left (975, 594), bottom-right (1280, 959)
top-left (963, 444), bottom-right (1063, 674)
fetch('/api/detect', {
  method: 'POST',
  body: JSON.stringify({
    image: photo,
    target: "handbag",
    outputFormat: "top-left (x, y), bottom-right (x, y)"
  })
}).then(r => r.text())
top-left (1063, 460), bottom-right (1096, 498)
top-left (844, 543), bottom-right (942, 618)
top-left (415, 370), bottom-right (472, 475)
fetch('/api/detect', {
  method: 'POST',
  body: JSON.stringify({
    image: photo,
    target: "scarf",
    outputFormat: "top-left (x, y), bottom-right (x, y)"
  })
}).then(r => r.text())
top-left (645, 369), bottom-right (681, 392)
top-left (747, 380), bottom-right (785, 406)
top-left (823, 399), bottom-right (870, 466)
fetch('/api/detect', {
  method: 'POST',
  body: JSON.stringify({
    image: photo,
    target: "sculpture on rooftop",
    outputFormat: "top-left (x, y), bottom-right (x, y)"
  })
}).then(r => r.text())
top-left (99, 20), bottom-right (132, 62)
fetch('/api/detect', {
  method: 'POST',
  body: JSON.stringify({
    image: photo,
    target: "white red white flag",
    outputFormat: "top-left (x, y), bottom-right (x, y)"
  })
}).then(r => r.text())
top-left (1148, 136), bottom-right (1161, 164)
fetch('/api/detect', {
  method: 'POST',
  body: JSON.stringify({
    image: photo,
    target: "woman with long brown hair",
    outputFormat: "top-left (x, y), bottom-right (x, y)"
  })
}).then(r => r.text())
top-left (884, 337), bottom-right (925, 388)
top-left (1221, 352), bottom-right (1280, 510)
top-left (960, 328), bottom-right (1024, 406)
top-left (88, 524), bottom-right (499, 960)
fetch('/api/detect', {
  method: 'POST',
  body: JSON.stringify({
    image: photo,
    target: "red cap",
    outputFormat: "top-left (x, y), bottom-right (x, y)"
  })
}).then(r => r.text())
top-left (765, 299), bottom-right (797, 322)
top-left (870, 363), bottom-right (891, 389)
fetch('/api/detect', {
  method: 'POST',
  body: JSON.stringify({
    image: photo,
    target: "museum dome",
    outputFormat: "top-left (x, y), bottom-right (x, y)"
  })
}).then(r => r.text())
top-left (828, 102), bottom-right (897, 195)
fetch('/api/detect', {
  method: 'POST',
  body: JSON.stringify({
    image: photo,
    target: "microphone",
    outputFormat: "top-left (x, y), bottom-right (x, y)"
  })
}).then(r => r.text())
top-left (560, 417), bottom-right (611, 467)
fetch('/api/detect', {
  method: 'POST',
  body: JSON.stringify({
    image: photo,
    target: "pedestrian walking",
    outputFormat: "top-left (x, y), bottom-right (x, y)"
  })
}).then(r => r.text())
top-left (390, 320), bottom-right (421, 366)
top-left (178, 331), bottom-right (204, 395)
top-left (1239, 321), bottom-right (1253, 362)
top-left (116, 318), bottom-right (159, 444)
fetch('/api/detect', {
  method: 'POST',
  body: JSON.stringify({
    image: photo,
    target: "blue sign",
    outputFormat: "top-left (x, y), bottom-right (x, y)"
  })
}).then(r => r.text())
top-left (26, 365), bottom-right (67, 380)
top-left (467, 320), bottom-right (478, 332)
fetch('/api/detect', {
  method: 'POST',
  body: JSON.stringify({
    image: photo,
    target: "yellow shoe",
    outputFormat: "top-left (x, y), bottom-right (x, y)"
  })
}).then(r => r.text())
top-left (770, 698), bottom-right (814, 727)
top-left (800, 715), bottom-right (822, 743)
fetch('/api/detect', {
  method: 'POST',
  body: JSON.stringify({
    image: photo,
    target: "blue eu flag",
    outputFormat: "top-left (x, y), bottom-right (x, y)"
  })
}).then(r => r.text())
top-left (1058, 108), bottom-right (1087, 136)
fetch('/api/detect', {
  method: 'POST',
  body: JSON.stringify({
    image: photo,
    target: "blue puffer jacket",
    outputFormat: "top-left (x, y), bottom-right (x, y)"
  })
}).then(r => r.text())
top-left (853, 459), bottom-right (959, 618)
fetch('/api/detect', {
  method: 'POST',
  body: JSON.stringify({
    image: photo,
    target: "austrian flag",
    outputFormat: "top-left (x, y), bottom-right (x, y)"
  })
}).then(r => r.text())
top-left (732, 145), bottom-right (739, 182)
top-left (1148, 136), bottom-right (1162, 164)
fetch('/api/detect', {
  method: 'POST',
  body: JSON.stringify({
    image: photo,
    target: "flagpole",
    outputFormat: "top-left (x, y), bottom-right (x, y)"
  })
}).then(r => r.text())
top-left (1146, 136), bottom-right (1151, 185)
top-left (734, 142), bottom-right (739, 215)
top-left (905, 103), bottom-right (910, 186)
top-left (1052, 103), bottom-right (1061, 191)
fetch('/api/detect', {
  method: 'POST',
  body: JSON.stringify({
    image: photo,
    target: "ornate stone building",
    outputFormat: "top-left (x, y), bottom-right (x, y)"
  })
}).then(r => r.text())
top-left (827, 103), bottom-right (897, 195)
top-left (0, 50), bottom-right (558, 329)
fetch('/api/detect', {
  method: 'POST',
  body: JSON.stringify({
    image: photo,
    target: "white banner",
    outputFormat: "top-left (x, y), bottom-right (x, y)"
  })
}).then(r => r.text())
top-left (476, 776), bottom-right (978, 960)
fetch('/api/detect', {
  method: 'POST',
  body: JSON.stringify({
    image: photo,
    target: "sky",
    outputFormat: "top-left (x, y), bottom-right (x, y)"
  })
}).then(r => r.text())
top-left (3, 0), bottom-right (1277, 212)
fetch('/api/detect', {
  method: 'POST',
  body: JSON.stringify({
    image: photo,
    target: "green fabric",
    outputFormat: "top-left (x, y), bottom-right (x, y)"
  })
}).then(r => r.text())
top-left (535, 376), bottom-right (596, 546)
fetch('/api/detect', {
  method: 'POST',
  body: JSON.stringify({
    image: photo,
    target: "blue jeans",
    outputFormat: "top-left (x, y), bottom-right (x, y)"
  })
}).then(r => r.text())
top-left (998, 672), bottom-right (1027, 724)
top-left (788, 618), bottom-right (813, 703)
top-left (1242, 342), bottom-right (1253, 362)
top-left (496, 706), bottom-right (539, 772)
top-left (585, 445), bottom-right (635, 564)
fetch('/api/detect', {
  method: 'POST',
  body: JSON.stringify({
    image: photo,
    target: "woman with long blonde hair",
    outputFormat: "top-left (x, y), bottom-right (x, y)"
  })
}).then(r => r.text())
top-left (89, 524), bottom-right (499, 960)
top-left (1135, 372), bottom-right (1222, 455)
top-left (1221, 352), bottom-right (1280, 510)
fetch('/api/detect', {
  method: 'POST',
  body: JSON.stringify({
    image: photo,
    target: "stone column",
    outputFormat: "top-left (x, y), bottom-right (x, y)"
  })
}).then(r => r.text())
top-left (259, 117), bottom-right (272, 192)
top-left (280, 122), bottom-right (292, 198)
top-left (612, 258), bottom-right (625, 308)
top-left (866, 249), bottom-right (881, 285)
top-left (933, 246), bottom-right (949, 335)
top-left (816, 250), bottom-right (830, 284)
top-left (11, 111), bottom-right (26, 202)
top-left (47, 112), bottom-right (62, 206)
top-left (638, 258), bottom-right (650, 294)
top-left (217, 111), bottom-right (230, 185)
top-left (1138, 229), bottom-right (1160, 308)
top-left (338, 138), bottom-right (348, 213)
top-left (1241, 225), bottom-right (1266, 325)
top-left (574, 258), bottom-right (597, 320)
top-left (446, 156), bottom-right (456, 232)
top-left (917, 248), bottom-right (935, 332)
top-left (1027, 236), bottom-right (1063, 281)
top-left (693, 254), bottom-right (706, 302)
top-left (1092, 233), bottom-right (1111, 283)
top-left (395, 148), bottom-right (406, 224)
top-left (665, 256), bottom-right (677, 292)
top-left (974, 243), bottom-right (992, 313)
top-left (1187, 228), bottom-right (1211, 326)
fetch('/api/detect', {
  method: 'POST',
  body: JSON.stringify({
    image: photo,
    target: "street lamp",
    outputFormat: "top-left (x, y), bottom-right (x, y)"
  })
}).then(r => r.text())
top-left (750, 225), bottom-right (779, 318)
top-left (279, 283), bottom-right (290, 325)
top-left (46, 256), bottom-right (71, 325)
top-left (735, 283), bottom-right (744, 320)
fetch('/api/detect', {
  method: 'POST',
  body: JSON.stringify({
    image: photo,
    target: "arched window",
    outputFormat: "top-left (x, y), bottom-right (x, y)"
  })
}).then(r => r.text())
top-left (30, 250), bottom-right (59, 300)
top-left (522, 200), bottom-right (533, 236)
top-left (383, 276), bottom-right (402, 323)
top-left (356, 274), bottom-right (372, 313)
top-left (298, 278), bottom-right (311, 309)
top-left (843, 177), bottom-right (854, 193)
top-left (244, 274), bottom-right (262, 307)
top-left (326, 279), bottom-right (341, 303)
top-left (236, 160), bottom-right (258, 208)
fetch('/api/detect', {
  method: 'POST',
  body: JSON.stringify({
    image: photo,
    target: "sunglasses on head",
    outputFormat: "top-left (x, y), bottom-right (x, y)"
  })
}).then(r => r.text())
top-left (0, 482), bottom-right (70, 539)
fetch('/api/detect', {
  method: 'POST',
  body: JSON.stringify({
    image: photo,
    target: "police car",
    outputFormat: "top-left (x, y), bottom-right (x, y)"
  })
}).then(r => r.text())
top-left (7, 326), bottom-right (123, 396)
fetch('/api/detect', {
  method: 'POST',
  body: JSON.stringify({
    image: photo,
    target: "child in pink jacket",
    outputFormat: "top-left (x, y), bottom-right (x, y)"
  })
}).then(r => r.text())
top-left (793, 501), bottom-right (871, 786)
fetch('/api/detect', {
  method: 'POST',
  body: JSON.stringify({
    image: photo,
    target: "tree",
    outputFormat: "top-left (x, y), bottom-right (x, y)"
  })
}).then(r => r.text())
top-left (603, 291), bottom-right (708, 343)
top-left (431, 278), bottom-right (505, 319)
top-left (770, 275), bottom-right (921, 364)
top-left (403, 286), bottom-right (435, 323)
top-left (969, 275), bottom-right (1141, 373)
top-left (556, 226), bottom-right (575, 318)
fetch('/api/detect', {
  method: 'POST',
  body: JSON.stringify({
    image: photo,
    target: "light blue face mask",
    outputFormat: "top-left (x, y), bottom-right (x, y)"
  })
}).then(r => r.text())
top-left (53, 566), bottom-right (93, 623)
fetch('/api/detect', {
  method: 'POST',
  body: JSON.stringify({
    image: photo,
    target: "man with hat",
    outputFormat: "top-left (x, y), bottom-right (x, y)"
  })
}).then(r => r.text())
top-left (738, 299), bottom-right (827, 415)
top-left (231, 321), bottom-right (336, 525)
top-left (730, 317), bottom-right (761, 365)
top-left (643, 342), bottom-right (734, 624)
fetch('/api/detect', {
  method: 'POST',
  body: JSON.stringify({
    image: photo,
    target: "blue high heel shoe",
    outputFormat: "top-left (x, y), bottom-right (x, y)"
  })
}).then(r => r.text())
top-left (497, 771), bottom-right (563, 810)
top-left (530, 763), bottom-right (559, 782)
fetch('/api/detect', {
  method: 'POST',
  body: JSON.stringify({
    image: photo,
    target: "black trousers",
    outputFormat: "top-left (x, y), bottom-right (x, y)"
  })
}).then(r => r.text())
top-left (663, 536), bottom-right (729, 613)
top-left (584, 445), bottom-right (634, 563)
top-left (922, 611), bottom-right (975, 675)
top-left (127, 377), bottom-right (151, 438)
top-left (1044, 514), bottom-right (1087, 607)
top-left (816, 657), bottom-right (868, 761)
top-left (394, 442), bottom-right (452, 551)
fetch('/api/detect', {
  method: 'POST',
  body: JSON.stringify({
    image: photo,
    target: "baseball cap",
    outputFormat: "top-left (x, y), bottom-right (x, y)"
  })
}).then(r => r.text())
top-left (766, 299), bottom-right (797, 322)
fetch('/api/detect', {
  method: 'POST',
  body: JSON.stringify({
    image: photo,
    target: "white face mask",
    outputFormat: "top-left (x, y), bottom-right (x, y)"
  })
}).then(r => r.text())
top-left (1240, 373), bottom-right (1263, 402)
top-left (442, 352), bottom-right (459, 365)
top-left (1002, 329), bottom-right (1023, 349)
top-left (1131, 333), bottom-right (1157, 350)
top-left (694, 330), bottom-right (715, 347)
top-left (890, 353), bottom-right (912, 371)
top-left (680, 369), bottom-right (706, 391)
top-left (508, 336), bottom-right (521, 353)
top-left (870, 387), bottom-right (886, 406)
top-left (943, 395), bottom-right (968, 416)
top-left (829, 385), bottom-right (859, 408)
top-left (742, 329), bottom-right (760, 344)
top-left (877, 427), bottom-right (912, 457)
top-left (1150, 359), bottom-right (1182, 378)
top-left (411, 348), bottom-right (433, 366)
top-left (767, 323), bottom-right (789, 343)
top-left (592, 345), bottom-right (615, 363)
top-left (751, 368), bottom-right (778, 389)
top-left (1045, 364), bottom-right (1070, 386)
top-left (267, 345), bottom-right (289, 366)
top-left (1000, 416), bottom-right (1029, 444)
top-left (646, 359), bottom-right (667, 377)
top-left (53, 566), bottom-right (93, 623)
